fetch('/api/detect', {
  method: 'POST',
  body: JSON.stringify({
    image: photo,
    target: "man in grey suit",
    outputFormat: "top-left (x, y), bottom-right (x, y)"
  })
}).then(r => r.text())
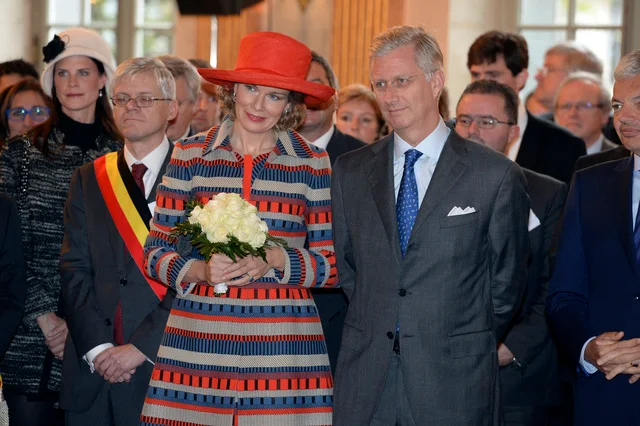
top-left (456, 80), bottom-right (567, 425)
top-left (59, 58), bottom-right (178, 426)
top-left (331, 25), bottom-right (531, 425)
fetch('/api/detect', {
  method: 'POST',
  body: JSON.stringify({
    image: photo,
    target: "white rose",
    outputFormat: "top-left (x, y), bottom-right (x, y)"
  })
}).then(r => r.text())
top-left (188, 206), bottom-right (204, 224)
top-left (249, 231), bottom-right (267, 248)
top-left (235, 223), bottom-right (256, 243)
top-left (207, 224), bottom-right (231, 243)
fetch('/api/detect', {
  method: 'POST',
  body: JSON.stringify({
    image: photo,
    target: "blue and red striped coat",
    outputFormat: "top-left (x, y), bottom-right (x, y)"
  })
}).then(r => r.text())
top-left (140, 120), bottom-right (337, 426)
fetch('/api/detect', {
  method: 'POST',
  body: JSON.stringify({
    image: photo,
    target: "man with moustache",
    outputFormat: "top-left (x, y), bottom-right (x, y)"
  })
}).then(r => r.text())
top-left (547, 50), bottom-right (640, 425)
top-left (332, 25), bottom-right (530, 426)
top-left (297, 51), bottom-right (365, 373)
top-left (456, 80), bottom-right (566, 425)
top-left (59, 57), bottom-right (178, 426)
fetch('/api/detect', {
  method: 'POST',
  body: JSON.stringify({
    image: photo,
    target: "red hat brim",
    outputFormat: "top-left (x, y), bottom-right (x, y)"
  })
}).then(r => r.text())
top-left (198, 68), bottom-right (335, 107)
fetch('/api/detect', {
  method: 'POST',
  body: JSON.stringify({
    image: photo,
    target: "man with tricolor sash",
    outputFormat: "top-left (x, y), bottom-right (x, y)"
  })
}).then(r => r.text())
top-left (59, 57), bottom-right (178, 426)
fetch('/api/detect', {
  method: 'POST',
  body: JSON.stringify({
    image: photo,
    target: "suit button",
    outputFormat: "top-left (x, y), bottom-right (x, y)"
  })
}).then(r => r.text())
top-left (105, 318), bottom-right (112, 326)
top-left (120, 278), bottom-right (127, 286)
top-left (386, 331), bottom-right (394, 339)
top-left (399, 289), bottom-right (407, 297)
top-left (635, 294), bottom-right (640, 301)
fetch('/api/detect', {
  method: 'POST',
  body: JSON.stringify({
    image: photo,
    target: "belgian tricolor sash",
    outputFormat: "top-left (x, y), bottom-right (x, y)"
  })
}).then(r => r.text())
top-left (94, 152), bottom-right (167, 300)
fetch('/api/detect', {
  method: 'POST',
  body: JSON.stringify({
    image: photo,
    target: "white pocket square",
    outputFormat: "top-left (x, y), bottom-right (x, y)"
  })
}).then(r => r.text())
top-left (447, 206), bottom-right (477, 217)
top-left (528, 209), bottom-right (541, 231)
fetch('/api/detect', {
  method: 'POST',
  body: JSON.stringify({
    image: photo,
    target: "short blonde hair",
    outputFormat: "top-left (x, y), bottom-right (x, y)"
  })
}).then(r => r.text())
top-left (338, 83), bottom-right (385, 133)
top-left (370, 25), bottom-right (444, 75)
top-left (554, 71), bottom-right (611, 112)
top-left (110, 57), bottom-right (176, 99)
top-left (217, 85), bottom-right (306, 132)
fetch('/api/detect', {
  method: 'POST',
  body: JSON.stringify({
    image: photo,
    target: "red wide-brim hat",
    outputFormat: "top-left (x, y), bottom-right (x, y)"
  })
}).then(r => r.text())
top-left (198, 32), bottom-right (335, 107)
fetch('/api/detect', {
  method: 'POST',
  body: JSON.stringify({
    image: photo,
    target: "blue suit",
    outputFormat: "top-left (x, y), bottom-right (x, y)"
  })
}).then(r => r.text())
top-left (547, 155), bottom-right (640, 425)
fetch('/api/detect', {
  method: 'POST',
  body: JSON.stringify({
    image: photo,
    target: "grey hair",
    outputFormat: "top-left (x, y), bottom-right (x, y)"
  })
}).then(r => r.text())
top-left (546, 42), bottom-right (603, 76)
top-left (156, 55), bottom-right (201, 102)
top-left (110, 57), bottom-right (176, 99)
top-left (369, 25), bottom-right (444, 76)
top-left (310, 51), bottom-right (340, 91)
top-left (614, 50), bottom-right (640, 81)
top-left (554, 71), bottom-right (611, 111)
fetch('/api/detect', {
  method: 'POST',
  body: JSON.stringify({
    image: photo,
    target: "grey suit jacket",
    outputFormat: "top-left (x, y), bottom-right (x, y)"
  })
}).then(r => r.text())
top-left (331, 130), bottom-right (530, 426)
top-left (59, 146), bottom-right (175, 414)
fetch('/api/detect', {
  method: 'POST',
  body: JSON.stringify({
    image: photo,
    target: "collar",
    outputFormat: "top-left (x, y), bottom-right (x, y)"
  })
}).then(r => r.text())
top-left (635, 154), bottom-right (640, 172)
top-left (124, 136), bottom-right (170, 177)
top-left (203, 116), bottom-right (320, 159)
top-left (587, 134), bottom-right (605, 155)
top-left (393, 117), bottom-right (450, 162)
top-left (518, 102), bottom-right (529, 135)
top-left (309, 125), bottom-right (335, 150)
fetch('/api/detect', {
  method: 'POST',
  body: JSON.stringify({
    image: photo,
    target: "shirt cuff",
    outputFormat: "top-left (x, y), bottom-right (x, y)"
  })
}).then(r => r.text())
top-left (83, 343), bottom-right (114, 373)
top-left (580, 336), bottom-right (598, 375)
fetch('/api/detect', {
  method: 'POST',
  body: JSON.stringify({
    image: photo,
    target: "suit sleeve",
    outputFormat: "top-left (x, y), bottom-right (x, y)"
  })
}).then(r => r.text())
top-left (489, 161), bottom-right (531, 340)
top-left (128, 289), bottom-right (175, 359)
top-left (546, 173), bottom-right (593, 365)
top-left (60, 169), bottom-right (114, 359)
top-left (0, 196), bottom-right (26, 358)
top-left (331, 156), bottom-right (356, 300)
top-left (503, 182), bottom-right (567, 366)
top-left (274, 152), bottom-right (337, 289)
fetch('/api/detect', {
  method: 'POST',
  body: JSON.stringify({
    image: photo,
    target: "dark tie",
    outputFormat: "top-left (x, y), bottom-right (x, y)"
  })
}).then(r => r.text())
top-left (113, 163), bottom-right (147, 345)
top-left (131, 163), bottom-right (147, 195)
top-left (394, 149), bottom-right (422, 354)
top-left (397, 149), bottom-right (423, 256)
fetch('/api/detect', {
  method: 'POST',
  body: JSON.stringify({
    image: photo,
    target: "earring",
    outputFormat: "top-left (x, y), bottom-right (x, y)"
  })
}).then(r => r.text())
top-left (232, 92), bottom-right (236, 102)
top-left (282, 105), bottom-right (291, 116)
top-left (99, 90), bottom-right (103, 98)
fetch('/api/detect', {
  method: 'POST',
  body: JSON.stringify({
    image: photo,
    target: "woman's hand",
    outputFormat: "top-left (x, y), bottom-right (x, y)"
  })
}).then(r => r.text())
top-left (219, 255), bottom-right (270, 287)
top-left (36, 312), bottom-right (68, 360)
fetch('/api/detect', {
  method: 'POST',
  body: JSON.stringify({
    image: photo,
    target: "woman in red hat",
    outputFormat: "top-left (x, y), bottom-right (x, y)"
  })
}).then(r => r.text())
top-left (140, 32), bottom-right (337, 425)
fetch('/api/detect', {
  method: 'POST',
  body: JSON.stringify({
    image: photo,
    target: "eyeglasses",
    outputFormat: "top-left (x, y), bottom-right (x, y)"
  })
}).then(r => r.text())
top-left (371, 74), bottom-right (424, 94)
top-left (456, 115), bottom-right (515, 129)
top-left (6, 106), bottom-right (51, 122)
top-left (110, 95), bottom-right (172, 108)
top-left (555, 101), bottom-right (604, 113)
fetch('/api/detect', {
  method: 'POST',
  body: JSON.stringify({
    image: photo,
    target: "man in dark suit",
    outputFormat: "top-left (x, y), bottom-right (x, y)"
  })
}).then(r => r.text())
top-left (297, 51), bottom-right (365, 373)
top-left (467, 31), bottom-right (586, 184)
top-left (0, 195), bottom-right (26, 360)
top-left (547, 50), bottom-right (640, 425)
top-left (60, 58), bottom-right (178, 426)
top-left (574, 145), bottom-right (630, 171)
top-left (455, 80), bottom-right (567, 425)
top-left (332, 25), bottom-right (530, 426)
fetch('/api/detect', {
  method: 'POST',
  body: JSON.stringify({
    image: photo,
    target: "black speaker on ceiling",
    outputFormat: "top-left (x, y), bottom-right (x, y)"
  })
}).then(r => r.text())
top-left (176, 0), bottom-right (264, 15)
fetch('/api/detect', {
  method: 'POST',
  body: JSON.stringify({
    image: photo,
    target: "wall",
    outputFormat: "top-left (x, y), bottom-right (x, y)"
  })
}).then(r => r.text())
top-left (0, 0), bottom-right (33, 62)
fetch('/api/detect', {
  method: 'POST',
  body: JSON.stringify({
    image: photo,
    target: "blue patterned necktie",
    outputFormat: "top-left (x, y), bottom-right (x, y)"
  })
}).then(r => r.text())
top-left (397, 149), bottom-right (423, 256)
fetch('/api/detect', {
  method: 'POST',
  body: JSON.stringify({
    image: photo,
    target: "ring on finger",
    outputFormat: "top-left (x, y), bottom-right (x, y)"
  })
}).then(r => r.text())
top-left (245, 273), bottom-right (254, 282)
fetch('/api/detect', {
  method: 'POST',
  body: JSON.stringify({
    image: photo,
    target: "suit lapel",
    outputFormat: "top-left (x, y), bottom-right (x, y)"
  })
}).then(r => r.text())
top-left (516, 112), bottom-right (540, 170)
top-left (613, 157), bottom-right (640, 277)
top-left (410, 132), bottom-right (467, 238)
top-left (368, 135), bottom-right (402, 264)
top-left (146, 143), bottom-right (174, 203)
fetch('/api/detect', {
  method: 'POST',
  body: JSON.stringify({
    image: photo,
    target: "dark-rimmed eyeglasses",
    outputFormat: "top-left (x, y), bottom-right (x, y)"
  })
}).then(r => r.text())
top-left (555, 101), bottom-right (604, 113)
top-left (456, 115), bottom-right (515, 129)
top-left (110, 95), bottom-right (172, 108)
top-left (6, 106), bottom-right (51, 122)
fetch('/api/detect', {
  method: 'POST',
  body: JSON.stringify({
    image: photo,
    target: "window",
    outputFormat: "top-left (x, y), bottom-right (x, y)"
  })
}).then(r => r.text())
top-left (518, 0), bottom-right (624, 96)
top-left (46, 0), bottom-right (176, 62)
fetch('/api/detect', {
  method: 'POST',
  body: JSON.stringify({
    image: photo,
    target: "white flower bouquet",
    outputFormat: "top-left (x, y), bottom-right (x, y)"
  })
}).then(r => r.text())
top-left (171, 193), bottom-right (288, 296)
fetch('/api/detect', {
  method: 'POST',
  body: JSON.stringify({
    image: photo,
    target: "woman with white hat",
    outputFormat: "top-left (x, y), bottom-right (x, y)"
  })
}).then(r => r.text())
top-left (140, 31), bottom-right (337, 425)
top-left (0, 27), bottom-right (121, 425)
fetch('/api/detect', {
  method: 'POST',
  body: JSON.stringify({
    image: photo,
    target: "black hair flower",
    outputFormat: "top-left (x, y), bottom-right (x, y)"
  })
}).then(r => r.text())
top-left (42, 35), bottom-right (66, 64)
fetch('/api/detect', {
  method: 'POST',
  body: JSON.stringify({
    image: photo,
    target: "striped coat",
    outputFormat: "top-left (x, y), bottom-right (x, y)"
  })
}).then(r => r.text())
top-left (140, 120), bottom-right (337, 426)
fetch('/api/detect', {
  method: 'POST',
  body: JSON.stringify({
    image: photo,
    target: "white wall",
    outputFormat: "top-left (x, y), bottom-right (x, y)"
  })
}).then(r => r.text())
top-left (0, 0), bottom-right (33, 62)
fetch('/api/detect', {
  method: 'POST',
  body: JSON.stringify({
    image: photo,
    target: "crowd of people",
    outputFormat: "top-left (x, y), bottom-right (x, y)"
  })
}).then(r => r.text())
top-left (0, 20), bottom-right (639, 426)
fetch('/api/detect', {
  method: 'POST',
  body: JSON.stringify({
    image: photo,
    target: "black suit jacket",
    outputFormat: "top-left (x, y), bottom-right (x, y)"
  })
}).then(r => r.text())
top-left (574, 145), bottom-right (631, 171)
top-left (311, 127), bottom-right (365, 374)
top-left (59, 146), bottom-right (176, 414)
top-left (0, 195), bottom-right (26, 360)
top-left (517, 112), bottom-right (586, 184)
top-left (500, 169), bottom-right (567, 407)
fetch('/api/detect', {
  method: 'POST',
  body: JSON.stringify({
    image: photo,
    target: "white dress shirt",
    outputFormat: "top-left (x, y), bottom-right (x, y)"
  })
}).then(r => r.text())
top-left (393, 118), bottom-right (451, 206)
top-left (309, 125), bottom-right (335, 151)
top-left (506, 103), bottom-right (529, 161)
top-left (83, 136), bottom-right (170, 372)
top-left (579, 154), bottom-right (640, 374)
top-left (586, 135), bottom-right (605, 155)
